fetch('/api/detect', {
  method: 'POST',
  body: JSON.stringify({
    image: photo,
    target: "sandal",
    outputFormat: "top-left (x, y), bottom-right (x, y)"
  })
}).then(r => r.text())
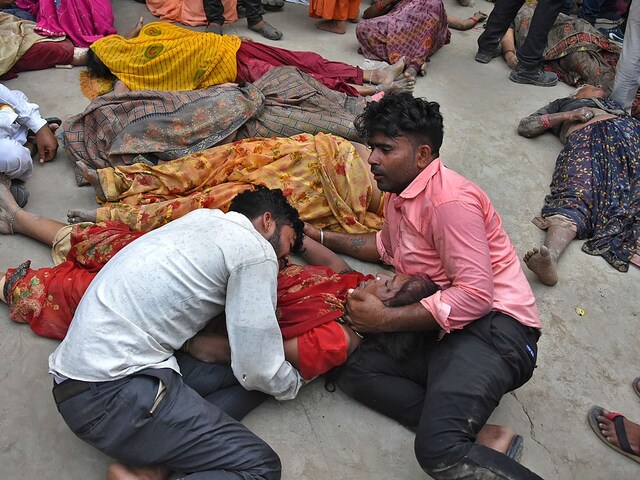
top-left (633, 377), bottom-right (640, 399)
top-left (506, 434), bottom-right (523, 462)
top-left (10, 179), bottom-right (29, 208)
top-left (249, 21), bottom-right (283, 40)
top-left (45, 117), bottom-right (62, 128)
top-left (587, 406), bottom-right (640, 463)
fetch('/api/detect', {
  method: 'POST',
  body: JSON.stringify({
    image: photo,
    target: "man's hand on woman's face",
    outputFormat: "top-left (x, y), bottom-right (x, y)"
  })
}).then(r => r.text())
top-left (345, 288), bottom-right (388, 333)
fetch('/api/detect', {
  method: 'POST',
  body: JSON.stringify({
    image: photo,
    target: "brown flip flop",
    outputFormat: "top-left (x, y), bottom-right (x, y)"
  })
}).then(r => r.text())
top-left (633, 377), bottom-right (640, 399)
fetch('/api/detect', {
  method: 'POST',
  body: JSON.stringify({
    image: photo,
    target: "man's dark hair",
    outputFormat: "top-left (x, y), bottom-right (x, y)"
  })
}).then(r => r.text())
top-left (354, 93), bottom-right (444, 156)
top-left (228, 186), bottom-right (305, 253)
top-left (365, 273), bottom-right (441, 363)
top-left (86, 48), bottom-right (115, 80)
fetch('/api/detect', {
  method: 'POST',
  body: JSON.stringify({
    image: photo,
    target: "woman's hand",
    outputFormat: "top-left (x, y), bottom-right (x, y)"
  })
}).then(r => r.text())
top-left (570, 107), bottom-right (595, 123)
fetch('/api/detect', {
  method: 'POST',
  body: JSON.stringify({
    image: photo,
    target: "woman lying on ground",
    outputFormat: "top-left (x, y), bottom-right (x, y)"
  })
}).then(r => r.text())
top-left (518, 84), bottom-right (640, 286)
top-left (67, 133), bottom-right (385, 234)
top-left (356, 0), bottom-right (487, 77)
top-left (64, 66), bottom-right (367, 184)
top-left (0, 176), bottom-right (525, 479)
top-left (84, 20), bottom-right (414, 100)
top-left (501, 3), bottom-right (620, 93)
top-left (14, 0), bottom-right (116, 47)
top-left (0, 12), bottom-right (88, 80)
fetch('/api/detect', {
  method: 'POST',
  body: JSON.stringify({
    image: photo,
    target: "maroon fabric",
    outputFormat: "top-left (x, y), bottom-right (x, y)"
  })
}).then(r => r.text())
top-left (1, 39), bottom-right (74, 80)
top-left (235, 41), bottom-right (363, 97)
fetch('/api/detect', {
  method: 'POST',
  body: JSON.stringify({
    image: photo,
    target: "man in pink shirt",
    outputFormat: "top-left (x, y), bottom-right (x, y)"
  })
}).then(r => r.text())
top-left (306, 93), bottom-right (543, 479)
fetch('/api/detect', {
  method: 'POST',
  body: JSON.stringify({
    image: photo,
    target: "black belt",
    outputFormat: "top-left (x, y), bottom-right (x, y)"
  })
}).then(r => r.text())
top-left (53, 379), bottom-right (91, 404)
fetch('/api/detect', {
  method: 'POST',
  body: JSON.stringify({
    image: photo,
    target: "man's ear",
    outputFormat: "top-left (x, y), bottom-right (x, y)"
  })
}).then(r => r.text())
top-left (416, 144), bottom-right (433, 169)
top-left (255, 211), bottom-right (275, 235)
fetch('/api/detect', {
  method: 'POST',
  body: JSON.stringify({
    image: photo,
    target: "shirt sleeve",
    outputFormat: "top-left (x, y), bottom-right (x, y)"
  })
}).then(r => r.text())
top-left (420, 199), bottom-right (494, 332)
top-left (0, 84), bottom-right (47, 133)
top-left (224, 258), bottom-right (303, 401)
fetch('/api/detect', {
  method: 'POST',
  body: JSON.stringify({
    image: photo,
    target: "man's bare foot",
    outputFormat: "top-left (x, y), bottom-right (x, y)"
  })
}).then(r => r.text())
top-left (0, 173), bottom-right (20, 235)
top-left (378, 75), bottom-right (415, 94)
top-left (75, 161), bottom-right (106, 201)
top-left (315, 19), bottom-right (346, 34)
top-left (107, 462), bottom-right (169, 480)
top-left (372, 57), bottom-right (406, 84)
top-left (590, 408), bottom-right (640, 459)
top-left (67, 208), bottom-right (97, 224)
top-left (523, 245), bottom-right (558, 286)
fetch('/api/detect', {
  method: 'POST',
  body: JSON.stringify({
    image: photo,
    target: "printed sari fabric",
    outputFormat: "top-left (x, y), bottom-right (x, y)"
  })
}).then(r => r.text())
top-left (355, 0), bottom-right (450, 72)
top-left (514, 4), bottom-right (619, 92)
top-left (14, 0), bottom-right (115, 47)
top-left (91, 22), bottom-right (241, 91)
top-left (145, 0), bottom-right (238, 26)
top-left (63, 84), bottom-right (265, 184)
top-left (540, 100), bottom-right (640, 271)
top-left (95, 133), bottom-right (384, 233)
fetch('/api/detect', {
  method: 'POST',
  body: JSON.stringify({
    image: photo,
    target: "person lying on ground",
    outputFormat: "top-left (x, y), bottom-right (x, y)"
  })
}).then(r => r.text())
top-left (357, 0), bottom-right (488, 77)
top-left (0, 12), bottom-right (88, 80)
top-left (518, 84), bottom-right (640, 285)
top-left (83, 20), bottom-right (414, 100)
top-left (67, 133), bottom-right (385, 234)
top-left (64, 66), bottom-right (369, 182)
top-left (0, 83), bottom-right (59, 206)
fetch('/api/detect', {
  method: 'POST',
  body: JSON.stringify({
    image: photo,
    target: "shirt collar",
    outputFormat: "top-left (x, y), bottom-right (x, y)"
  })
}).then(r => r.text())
top-left (398, 157), bottom-right (442, 200)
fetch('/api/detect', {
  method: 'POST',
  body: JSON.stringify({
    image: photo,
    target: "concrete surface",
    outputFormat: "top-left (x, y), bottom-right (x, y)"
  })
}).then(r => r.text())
top-left (1, 0), bottom-right (639, 479)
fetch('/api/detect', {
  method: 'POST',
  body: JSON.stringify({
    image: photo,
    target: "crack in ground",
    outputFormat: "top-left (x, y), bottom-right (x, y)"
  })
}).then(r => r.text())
top-left (509, 391), bottom-right (560, 475)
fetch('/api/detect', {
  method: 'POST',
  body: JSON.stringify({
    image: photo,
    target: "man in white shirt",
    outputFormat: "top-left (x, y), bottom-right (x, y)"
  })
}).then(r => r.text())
top-left (0, 83), bottom-right (58, 206)
top-left (49, 187), bottom-right (305, 480)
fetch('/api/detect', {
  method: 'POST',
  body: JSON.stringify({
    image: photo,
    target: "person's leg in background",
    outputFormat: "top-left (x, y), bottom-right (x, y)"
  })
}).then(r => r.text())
top-left (477, 0), bottom-right (526, 62)
top-left (610, 0), bottom-right (640, 110)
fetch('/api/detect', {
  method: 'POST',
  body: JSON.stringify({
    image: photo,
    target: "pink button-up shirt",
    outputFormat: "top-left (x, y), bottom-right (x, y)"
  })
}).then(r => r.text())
top-left (376, 158), bottom-right (541, 333)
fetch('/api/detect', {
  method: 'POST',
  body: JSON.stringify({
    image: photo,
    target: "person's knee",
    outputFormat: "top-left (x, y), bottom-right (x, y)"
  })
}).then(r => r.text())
top-left (0, 139), bottom-right (33, 181)
top-left (251, 443), bottom-right (282, 480)
top-left (414, 425), bottom-right (470, 475)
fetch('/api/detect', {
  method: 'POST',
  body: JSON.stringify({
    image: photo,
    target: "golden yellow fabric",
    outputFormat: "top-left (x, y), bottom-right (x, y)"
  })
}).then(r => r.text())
top-left (90, 22), bottom-right (241, 91)
top-left (95, 133), bottom-right (385, 233)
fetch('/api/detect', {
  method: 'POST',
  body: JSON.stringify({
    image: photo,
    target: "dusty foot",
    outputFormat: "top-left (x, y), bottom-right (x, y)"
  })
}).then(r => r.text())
top-left (596, 409), bottom-right (640, 456)
top-left (107, 462), bottom-right (169, 480)
top-left (373, 56), bottom-right (406, 84)
top-left (67, 208), bottom-right (97, 224)
top-left (76, 161), bottom-right (106, 201)
top-left (476, 424), bottom-right (516, 454)
top-left (523, 245), bottom-right (558, 286)
top-left (0, 173), bottom-right (20, 235)
top-left (405, 66), bottom-right (419, 78)
top-left (315, 19), bottom-right (346, 34)
top-left (126, 16), bottom-right (144, 39)
top-left (379, 75), bottom-right (415, 94)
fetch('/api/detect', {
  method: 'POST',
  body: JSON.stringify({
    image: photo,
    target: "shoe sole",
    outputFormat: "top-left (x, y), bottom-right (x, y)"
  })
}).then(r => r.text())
top-left (509, 73), bottom-right (557, 87)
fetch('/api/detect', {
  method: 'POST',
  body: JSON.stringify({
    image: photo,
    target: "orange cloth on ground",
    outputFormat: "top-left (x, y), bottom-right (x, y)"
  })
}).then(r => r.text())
top-left (309, 0), bottom-right (361, 21)
top-left (90, 22), bottom-right (241, 91)
top-left (146, 0), bottom-right (238, 26)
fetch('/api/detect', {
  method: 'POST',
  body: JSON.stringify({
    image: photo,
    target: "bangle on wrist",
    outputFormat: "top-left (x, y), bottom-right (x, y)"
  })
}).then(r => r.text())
top-left (504, 50), bottom-right (516, 56)
top-left (319, 228), bottom-right (324, 245)
top-left (469, 16), bottom-right (478, 24)
top-left (540, 114), bottom-right (553, 128)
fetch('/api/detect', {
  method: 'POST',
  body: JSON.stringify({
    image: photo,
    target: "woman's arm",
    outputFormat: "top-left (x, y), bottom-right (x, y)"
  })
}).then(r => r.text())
top-left (447, 11), bottom-right (488, 31)
top-left (518, 108), bottom-right (595, 138)
top-left (299, 233), bottom-right (352, 272)
top-left (363, 0), bottom-right (400, 19)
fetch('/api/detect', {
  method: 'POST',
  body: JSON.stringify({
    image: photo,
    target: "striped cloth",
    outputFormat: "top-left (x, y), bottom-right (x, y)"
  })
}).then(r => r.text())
top-left (91, 22), bottom-right (240, 91)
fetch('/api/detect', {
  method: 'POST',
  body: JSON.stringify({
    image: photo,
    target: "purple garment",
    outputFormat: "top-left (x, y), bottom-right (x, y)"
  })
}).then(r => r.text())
top-left (356, 0), bottom-right (451, 71)
top-left (15, 0), bottom-right (116, 47)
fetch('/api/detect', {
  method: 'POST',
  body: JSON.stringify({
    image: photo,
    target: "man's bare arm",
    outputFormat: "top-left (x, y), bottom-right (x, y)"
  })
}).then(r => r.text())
top-left (304, 224), bottom-right (380, 263)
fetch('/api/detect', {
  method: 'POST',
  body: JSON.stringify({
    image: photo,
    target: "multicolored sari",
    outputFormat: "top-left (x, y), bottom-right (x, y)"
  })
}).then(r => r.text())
top-left (355, 0), bottom-right (450, 72)
top-left (94, 133), bottom-right (384, 233)
top-left (14, 0), bottom-right (115, 47)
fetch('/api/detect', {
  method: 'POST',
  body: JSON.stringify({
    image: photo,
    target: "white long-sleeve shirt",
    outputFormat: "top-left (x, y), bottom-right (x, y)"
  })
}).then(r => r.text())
top-left (0, 83), bottom-right (46, 137)
top-left (49, 209), bottom-right (303, 401)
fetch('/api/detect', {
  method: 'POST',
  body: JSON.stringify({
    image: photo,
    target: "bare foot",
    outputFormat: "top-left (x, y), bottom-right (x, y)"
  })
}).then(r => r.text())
top-left (0, 173), bottom-right (20, 235)
top-left (523, 245), bottom-right (558, 286)
top-left (67, 208), bottom-right (97, 224)
top-left (596, 409), bottom-right (640, 456)
top-left (405, 66), bottom-right (419, 78)
top-left (379, 75), bottom-right (415, 94)
top-left (476, 424), bottom-right (517, 454)
top-left (315, 19), bottom-right (346, 34)
top-left (125, 16), bottom-right (144, 39)
top-left (372, 56), bottom-right (406, 84)
top-left (107, 462), bottom-right (169, 480)
top-left (76, 161), bottom-right (106, 201)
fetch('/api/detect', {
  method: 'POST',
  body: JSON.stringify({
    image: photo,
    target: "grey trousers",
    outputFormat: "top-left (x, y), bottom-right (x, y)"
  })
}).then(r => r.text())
top-left (54, 353), bottom-right (276, 480)
top-left (610, 0), bottom-right (640, 111)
